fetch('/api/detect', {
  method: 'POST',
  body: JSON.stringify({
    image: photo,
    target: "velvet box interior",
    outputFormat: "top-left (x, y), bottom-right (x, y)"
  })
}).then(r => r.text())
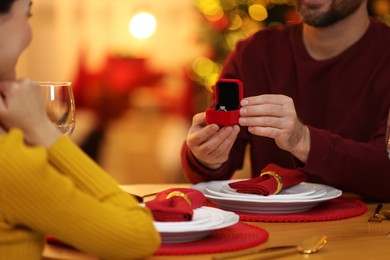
top-left (206, 79), bottom-right (243, 126)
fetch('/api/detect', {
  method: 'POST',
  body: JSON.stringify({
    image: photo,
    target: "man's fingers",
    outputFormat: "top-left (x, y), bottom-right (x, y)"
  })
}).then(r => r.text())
top-left (241, 94), bottom-right (292, 106)
top-left (192, 112), bottom-right (207, 126)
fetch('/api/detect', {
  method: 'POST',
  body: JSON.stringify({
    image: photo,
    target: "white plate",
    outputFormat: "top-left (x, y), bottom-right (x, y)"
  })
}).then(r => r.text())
top-left (155, 206), bottom-right (239, 244)
top-left (191, 181), bottom-right (342, 214)
top-left (207, 181), bottom-right (327, 201)
top-left (223, 182), bottom-right (317, 196)
top-left (154, 207), bottom-right (224, 232)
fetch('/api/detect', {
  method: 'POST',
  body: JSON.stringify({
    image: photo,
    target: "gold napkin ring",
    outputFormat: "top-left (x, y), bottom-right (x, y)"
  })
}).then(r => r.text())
top-left (166, 191), bottom-right (192, 206)
top-left (260, 171), bottom-right (283, 195)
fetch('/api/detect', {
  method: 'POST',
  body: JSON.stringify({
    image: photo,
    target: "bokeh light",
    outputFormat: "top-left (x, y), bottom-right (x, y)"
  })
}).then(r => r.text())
top-left (192, 0), bottom-right (296, 91)
top-left (129, 12), bottom-right (157, 39)
top-left (248, 4), bottom-right (268, 21)
top-left (191, 57), bottom-right (221, 91)
top-left (229, 11), bottom-right (244, 30)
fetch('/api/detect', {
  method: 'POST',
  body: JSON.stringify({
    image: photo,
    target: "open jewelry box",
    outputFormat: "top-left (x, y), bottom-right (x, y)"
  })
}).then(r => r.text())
top-left (205, 79), bottom-right (244, 126)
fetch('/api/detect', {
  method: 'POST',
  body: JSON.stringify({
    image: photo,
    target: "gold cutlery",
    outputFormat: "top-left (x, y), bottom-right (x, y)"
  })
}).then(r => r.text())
top-left (129, 192), bottom-right (159, 203)
top-left (213, 235), bottom-right (327, 260)
top-left (368, 204), bottom-right (383, 223)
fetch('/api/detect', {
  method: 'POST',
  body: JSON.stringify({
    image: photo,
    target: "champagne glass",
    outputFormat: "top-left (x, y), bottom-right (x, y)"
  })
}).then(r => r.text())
top-left (387, 107), bottom-right (390, 159)
top-left (38, 81), bottom-right (76, 135)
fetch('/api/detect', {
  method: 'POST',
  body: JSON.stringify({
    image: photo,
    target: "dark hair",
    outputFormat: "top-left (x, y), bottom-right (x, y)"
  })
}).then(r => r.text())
top-left (0, 0), bottom-right (15, 14)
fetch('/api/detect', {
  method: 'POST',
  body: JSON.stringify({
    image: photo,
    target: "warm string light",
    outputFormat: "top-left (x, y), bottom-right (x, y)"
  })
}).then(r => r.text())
top-left (190, 57), bottom-right (221, 92)
top-left (371, 0), bottom-right (390, 26)
top-left (129, 12), bottom-right (157, 39)
top-left (192, 0), bottom-right (289, 89)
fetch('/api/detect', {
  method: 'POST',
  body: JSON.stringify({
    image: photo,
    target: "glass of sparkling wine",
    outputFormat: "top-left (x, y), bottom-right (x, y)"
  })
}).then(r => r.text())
top-left (38, 81), bottom-right (76, 136)
top-left (387, 107), bottom-right (390, 159)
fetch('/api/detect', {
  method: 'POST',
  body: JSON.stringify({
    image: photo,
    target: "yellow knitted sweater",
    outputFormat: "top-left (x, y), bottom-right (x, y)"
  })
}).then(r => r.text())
top-left (0, 129), bottom-right (160, 259)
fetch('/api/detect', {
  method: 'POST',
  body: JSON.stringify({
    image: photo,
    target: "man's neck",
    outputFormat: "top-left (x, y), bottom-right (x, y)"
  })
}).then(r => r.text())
top-left (302, 3), bottom-right (370, 60)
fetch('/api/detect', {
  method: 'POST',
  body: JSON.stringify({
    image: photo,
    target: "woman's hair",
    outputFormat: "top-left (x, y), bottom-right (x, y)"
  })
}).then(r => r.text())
top-left (0, 0), bottom-right (15, 14)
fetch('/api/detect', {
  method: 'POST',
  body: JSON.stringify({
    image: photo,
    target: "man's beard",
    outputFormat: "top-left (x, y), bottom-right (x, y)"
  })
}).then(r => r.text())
top-left (296, 0), bottom-right (365, 27)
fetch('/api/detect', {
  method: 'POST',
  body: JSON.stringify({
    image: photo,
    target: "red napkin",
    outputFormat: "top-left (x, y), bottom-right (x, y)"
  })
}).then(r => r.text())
top-left (228, 164), bottom-right (307, 196)
top-left (145, 188), bottom-right (206, 222)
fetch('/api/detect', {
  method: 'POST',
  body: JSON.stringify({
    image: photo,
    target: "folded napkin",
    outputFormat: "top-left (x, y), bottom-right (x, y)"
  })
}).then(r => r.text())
top-left (145, 188), bottom-right (206, 222)
top-left (228, 164), bottom-right (307, 196)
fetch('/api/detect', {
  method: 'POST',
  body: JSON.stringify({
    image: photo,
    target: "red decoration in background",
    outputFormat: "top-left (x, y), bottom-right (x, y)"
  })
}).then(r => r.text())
top-left (103, 56), bottom-right (162, 93)
top-left (72, 53), bottom-right (164, 124)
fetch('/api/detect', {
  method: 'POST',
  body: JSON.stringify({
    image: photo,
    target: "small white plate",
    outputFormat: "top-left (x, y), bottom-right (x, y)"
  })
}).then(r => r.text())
top-left (156, 206), bottom-right (239, 244)
top-left (154, 208), bottom-right (223, 232)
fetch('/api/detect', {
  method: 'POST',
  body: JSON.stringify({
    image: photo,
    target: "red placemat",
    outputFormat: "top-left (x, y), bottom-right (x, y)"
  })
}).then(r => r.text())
top-left (155, 222), bottom-right (268, 255)
top-left (229, 197), bottom-right (367, 222)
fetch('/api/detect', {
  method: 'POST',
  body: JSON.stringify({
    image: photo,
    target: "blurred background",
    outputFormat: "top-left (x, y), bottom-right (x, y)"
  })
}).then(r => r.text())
top-left (17, 0), bottom-right (390, 184)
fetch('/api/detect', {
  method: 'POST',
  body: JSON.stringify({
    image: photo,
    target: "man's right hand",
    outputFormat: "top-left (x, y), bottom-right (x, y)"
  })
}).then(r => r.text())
top-left (186, 112), bottom-right (240, 170)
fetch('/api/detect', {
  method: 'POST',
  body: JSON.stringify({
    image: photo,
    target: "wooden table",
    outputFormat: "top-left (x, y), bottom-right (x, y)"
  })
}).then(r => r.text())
top-left (43, 184), bottom-right (390, 260)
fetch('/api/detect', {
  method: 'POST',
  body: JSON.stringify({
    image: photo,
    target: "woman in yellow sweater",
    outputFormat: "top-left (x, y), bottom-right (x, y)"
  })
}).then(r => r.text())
top-left (0, 1), bottom-right (160, 259)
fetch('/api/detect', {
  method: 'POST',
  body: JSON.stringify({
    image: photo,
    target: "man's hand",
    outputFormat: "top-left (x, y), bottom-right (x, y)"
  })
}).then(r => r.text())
top-left (186, 112), bottom-right (240, 169)
top-left (239, 94), bottom-right (310, 162)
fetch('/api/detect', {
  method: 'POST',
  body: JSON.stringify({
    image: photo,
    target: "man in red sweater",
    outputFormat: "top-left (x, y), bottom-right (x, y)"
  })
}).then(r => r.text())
top-left (181, 0), bottom-right (390, 201)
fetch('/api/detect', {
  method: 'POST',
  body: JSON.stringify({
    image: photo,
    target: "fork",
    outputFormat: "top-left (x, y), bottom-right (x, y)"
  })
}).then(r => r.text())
top-left (368, 203), bottom-right (383, 223)
top-left (128, 192), bottom-right (159, 203)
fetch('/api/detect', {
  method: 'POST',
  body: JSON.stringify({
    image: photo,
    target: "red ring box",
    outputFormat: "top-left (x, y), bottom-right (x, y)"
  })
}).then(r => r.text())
top-left (205, 79), bottom-right (244, 126)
